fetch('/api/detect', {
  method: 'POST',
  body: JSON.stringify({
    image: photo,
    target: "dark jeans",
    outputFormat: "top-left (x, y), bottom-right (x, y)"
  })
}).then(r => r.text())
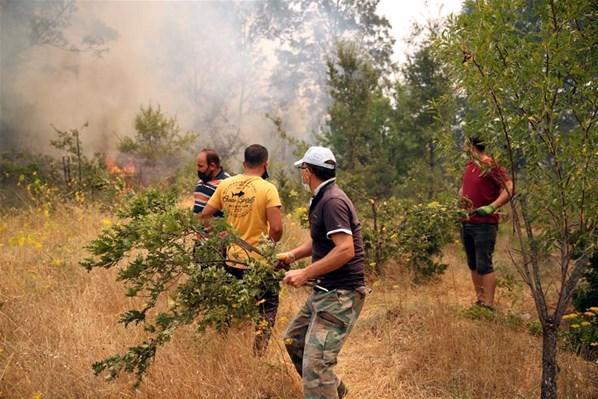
top-left (461, 223), bottom-right (498, 275)
top-left (224, 265), bottom-right (279, 355)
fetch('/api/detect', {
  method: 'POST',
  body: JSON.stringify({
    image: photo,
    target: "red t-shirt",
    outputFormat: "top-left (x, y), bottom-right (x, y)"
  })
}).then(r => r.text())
top-left (462, 158), bottom-right (510, 224)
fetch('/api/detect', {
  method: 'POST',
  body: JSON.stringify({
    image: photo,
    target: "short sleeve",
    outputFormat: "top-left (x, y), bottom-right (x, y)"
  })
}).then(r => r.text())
top-left (266, 183), bottom-right (282, 208)
top-left (207, 184), bottom-right (223, 210)
top-left (323, 198), bottom-right (353, 238)
top-left (490, 165), bottom-right (510, 187)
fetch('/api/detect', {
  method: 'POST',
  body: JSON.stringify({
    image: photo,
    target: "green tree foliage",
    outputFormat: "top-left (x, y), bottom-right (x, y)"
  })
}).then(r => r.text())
top-left (394, 24), bottom-right (455, 200)
top-left (362, 198), bottom-right (465, 280)
top-left (49, 122), bottom-right (123, 201)
top-left (118, 105), bottom-right (196, 178)
top-left (320, 39), bottom-right (462, 277)
top-left (322, 41), bottom-right (395, 198)
top-left (81, 187), bottom-right (282, 386)
top-left (438, 1), bottom-right (597, 397)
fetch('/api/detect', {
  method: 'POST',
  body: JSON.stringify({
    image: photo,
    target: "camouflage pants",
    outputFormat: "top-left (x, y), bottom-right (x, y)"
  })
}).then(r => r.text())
top-left (284, 287), bottom-right (366, 399)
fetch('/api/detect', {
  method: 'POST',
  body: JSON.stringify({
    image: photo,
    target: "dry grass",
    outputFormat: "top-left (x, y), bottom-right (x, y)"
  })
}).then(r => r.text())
top-left (0, 206), bottom-right (596, 399)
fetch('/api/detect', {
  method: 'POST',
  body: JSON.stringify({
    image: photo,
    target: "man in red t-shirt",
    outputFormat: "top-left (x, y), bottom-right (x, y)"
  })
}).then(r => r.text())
top-left (459, 137), bottom-right (513, 310)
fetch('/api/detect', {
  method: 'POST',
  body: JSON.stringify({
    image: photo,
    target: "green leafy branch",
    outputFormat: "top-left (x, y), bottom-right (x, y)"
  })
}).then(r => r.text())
top-left (81, 187), bottom-right (282, 386)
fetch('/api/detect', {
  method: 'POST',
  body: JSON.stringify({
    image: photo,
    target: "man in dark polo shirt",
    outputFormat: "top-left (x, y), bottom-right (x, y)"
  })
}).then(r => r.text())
top-left (278, 146), bottom-right (366, 399)
top-left (193, 148), bottom-right (230, 216)
top-left (460, 137), bottom-right (513, 311)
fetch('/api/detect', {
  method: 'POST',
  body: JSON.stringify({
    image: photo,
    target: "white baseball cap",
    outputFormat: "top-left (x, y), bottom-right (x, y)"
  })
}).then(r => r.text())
top-left (294, 146), bottom-right (337, 170)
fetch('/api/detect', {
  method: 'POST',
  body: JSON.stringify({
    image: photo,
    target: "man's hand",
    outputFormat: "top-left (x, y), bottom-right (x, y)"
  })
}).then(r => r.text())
top-left (474, 205), bottom-right (496, 216)
top-left (276, 252), bottom-right (295, 264)
top-left (283, 268), bottom-right (310, 287)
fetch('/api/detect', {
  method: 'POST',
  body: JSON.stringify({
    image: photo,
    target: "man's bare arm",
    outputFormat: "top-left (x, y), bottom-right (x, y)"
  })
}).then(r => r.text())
top-left (491, 179), bottom-right (514, 209)
top-left (289, 238), bottom-right (313, 261)
top-left (200, 204), bottom-right (219, 220)
top-left (266, 206), bottom-right (283, 242)
top-left (283, 233), bottom-right (353, 287)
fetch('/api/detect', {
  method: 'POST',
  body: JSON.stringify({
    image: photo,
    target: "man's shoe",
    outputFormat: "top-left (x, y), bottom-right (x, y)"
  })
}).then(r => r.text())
top-left (337, 380), bottom-right (349, 398)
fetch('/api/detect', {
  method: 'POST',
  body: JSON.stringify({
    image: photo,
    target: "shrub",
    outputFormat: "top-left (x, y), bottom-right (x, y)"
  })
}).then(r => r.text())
top-left (361, 198), bottom-right (465, 282)
top-left (573, 253), bottom-right (598, 314)
top-left (81, 187), bottom-right (283, 386)
top-left (561, 309), bottom-right (598, 361)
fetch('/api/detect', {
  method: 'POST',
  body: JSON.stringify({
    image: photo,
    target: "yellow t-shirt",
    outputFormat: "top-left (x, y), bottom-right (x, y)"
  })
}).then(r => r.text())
top-left (207, 174), bottom-right (282, 267)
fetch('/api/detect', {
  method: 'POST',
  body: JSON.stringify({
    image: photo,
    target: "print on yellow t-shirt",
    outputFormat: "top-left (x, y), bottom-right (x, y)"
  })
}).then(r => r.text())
top-left (207, 175), bottom-right (282, 267)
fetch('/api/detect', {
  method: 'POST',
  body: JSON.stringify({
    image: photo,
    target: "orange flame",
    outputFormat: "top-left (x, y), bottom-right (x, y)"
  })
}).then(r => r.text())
top-left (105, 155), bottom-right (136, 177)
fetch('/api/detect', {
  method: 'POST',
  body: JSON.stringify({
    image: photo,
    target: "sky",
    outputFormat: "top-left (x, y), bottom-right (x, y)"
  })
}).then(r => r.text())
top-left (378, 0), bottom-right (463, 63)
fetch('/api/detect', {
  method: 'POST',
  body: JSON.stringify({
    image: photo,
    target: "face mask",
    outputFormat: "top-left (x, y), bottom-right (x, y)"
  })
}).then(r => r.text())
top-left (261, 168), bottom-right (269, 180)
top-left (197, 170), bottom-right (211, 182)
top-left (301, 170), bottom-right (311, 192)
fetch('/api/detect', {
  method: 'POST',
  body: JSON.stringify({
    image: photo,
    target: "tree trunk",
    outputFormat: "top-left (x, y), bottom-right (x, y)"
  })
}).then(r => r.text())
top-left (541, 324), bottom-right (558, 399)
top-left (427, 141), bottom-right (435, 200)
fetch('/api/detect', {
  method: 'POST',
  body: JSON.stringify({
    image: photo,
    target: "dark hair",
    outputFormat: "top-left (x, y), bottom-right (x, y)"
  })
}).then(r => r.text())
top-left (200, 148), bottom-right (220, 167)
top-left (244, 144), bottom-right (268, 168)
top-left (305, 162), bottom-right (336, 181)
top-left (469, 137), bottom-right (486, 152)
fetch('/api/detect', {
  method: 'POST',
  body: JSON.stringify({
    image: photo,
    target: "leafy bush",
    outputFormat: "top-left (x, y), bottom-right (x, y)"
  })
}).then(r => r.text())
top-left (1, 124), bottom-right (128, 210)
top-left (573, 253), bottom-right (598, 314)
top-left (360, 197), bottom-right (402, 275)
top-left (118, 105), bottom-right (196, 184)
top-left (361, 198), bottom-right (465, 282)
top-left (81, 187), bottom-right (282, 386)
top-left (561, 308), bottom-right (598, 361)
top-left (50, 123), bottom-right (126, 201)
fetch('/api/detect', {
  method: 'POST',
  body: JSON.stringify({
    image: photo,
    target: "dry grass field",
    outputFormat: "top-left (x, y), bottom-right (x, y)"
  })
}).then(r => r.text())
top-left (1, 204), bottom-right (596, 398)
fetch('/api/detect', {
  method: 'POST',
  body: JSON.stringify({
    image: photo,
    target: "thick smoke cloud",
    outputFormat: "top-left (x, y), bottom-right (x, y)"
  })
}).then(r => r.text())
top-left (1, 2), bottom-right (296, 156)
top-left (1, 1), bottom-right (389, 162)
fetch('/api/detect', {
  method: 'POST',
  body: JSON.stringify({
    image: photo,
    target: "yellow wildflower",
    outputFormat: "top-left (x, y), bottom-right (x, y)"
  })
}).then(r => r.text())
top-left (101, 219), bottom-right (113, 227)
top-left (589, 307), bottom-right (598, 313)
top-left (562, 313), bottom-right (578, 320)
top-left (284, 338), bottom-right (294, 346)
top-left (278, 316), bottom-right (288, 324)
top-left (33, 392), bottom-right (43, 399)
top-left (9, 234), bottom-right (26, 247)
top-left (570, 324), bottom-right (580, 329)
top-left (580, 321), bottom-right (591, 327)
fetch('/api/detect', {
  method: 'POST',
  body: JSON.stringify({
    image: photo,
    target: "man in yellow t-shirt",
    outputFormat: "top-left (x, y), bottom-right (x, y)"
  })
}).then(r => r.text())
top-left (201, 144), bottom-right (282, 354)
